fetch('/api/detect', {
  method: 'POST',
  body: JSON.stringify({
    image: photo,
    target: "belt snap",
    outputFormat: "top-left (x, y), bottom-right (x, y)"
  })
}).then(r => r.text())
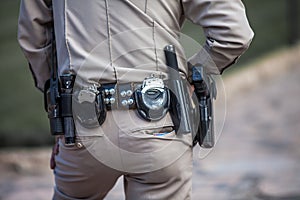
top-left (101, 83), bottom-right (139, 110)
top-left (76, 142), bottom-right (83, 149)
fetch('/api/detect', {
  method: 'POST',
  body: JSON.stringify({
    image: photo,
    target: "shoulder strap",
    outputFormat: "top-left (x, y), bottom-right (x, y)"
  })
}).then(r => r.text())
top-left (50, 0), bottom-right (58, 81)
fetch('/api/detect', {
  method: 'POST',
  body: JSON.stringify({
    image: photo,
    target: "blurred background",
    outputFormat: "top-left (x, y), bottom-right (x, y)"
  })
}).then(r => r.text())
top-left (0, 0), bottom-right (299, 199)
top-left (0, 0), bottom-right (299, 147)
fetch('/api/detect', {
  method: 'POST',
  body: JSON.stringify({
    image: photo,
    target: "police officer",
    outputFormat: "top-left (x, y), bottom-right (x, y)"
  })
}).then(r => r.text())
top-left (18, 0), bottom-right (253, 199)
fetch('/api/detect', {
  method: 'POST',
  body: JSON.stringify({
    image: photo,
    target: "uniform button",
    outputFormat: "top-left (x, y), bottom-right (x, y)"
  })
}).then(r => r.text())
top-left (76, 142), bottom-right (83, 149)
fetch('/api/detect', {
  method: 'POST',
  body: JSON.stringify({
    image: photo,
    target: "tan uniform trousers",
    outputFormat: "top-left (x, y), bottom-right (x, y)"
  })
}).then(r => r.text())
top-left (53, 110), bottom-right (193, 200)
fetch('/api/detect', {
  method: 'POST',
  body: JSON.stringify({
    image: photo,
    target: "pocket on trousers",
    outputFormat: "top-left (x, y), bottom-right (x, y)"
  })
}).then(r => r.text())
top-left (131, 126), bottom-right (176, 138)
top-left (118, 110), bottom-right (175, 138)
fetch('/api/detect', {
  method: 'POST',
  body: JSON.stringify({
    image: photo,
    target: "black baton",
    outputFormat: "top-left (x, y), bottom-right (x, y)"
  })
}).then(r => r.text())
top-left (164, 45), bottom-right (191, 134)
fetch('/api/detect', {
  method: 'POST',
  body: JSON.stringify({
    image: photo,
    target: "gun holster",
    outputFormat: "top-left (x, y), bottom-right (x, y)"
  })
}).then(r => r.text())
top-left (192, 66), bottom-right (217, 148)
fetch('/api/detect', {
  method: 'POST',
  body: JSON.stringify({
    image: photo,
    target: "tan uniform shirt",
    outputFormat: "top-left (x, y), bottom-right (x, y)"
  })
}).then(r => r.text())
top-left (18, 0), bottom-right (253, 91)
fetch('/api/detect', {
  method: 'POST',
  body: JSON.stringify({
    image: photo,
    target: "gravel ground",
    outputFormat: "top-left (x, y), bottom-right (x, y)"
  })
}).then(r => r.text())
top-left (0, 46), bottom-right (300, 200)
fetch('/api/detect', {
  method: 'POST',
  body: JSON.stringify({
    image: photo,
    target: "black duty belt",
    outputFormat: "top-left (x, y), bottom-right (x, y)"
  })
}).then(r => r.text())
top-left (101, 78), bottom-right (170, 121)
top-left (73, 82), bottom-right (141, 128)
top-left (100, 82), bottom-right (139, 110)
top-left (74, 75), bottom-right (170, 127)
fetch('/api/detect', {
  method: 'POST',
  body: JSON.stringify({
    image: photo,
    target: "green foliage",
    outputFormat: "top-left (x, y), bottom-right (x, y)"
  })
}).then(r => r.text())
top-left (182, 0), bottom-right (300, 66)
top-left (0, 0), bottom-right (51, 147)
top-left (0, 0), bottom-right (299, 147)
top-left (239, 0), bottom-right (291, 64)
